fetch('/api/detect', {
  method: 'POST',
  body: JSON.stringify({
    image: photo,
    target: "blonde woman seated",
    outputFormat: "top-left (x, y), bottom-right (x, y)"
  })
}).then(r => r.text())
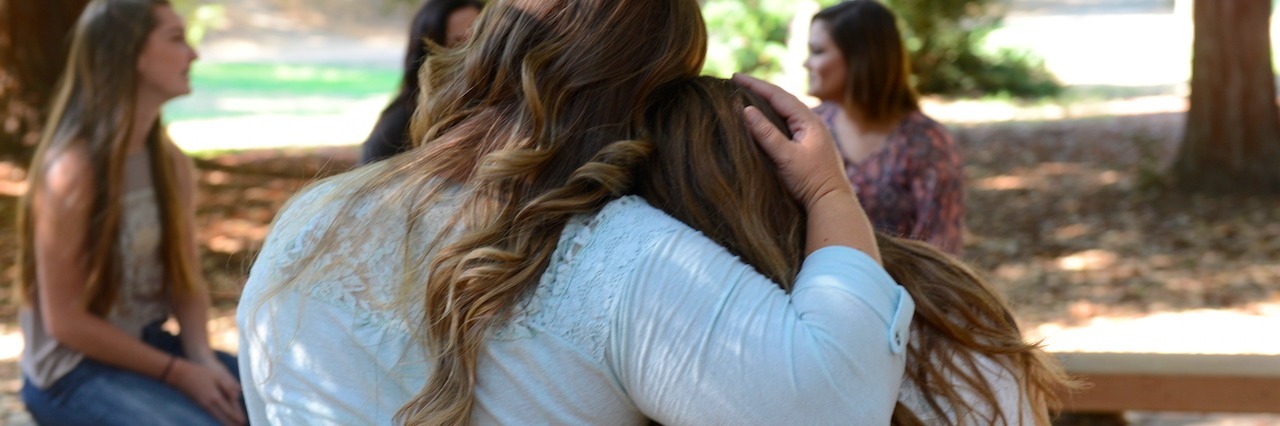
top-left (638, 76), bottom-right (1073, 425)
top-left (238, 0), bottom-right (913, 424)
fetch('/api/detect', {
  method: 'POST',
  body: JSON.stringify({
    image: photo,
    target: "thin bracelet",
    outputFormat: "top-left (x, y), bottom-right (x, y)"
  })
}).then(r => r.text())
top-left (159, 355), bottom-right (177, 383)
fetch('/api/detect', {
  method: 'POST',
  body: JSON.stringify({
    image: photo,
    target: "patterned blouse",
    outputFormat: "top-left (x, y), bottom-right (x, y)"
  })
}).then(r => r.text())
top-left (815, 103), bottom-right (965, 255)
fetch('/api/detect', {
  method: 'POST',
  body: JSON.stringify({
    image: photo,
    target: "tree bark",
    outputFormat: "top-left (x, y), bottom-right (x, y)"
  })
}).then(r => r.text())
top-left (1170, 0), bottom-right (1280, 193)
top-left (0, 0), bottom-right (90, 165)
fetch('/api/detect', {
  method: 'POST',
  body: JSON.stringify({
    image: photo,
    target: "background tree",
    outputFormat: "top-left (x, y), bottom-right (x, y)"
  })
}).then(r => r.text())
top-left (1169, 0), bottom-right (1280, 193)
top-left (0, 0), bottom-right (212, 167)
top-left (0, 0), bottom-right (91, 165)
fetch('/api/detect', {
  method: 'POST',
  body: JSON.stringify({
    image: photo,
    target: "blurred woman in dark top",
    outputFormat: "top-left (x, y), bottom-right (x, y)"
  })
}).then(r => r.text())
top-left (359, 0), bottom-right (482, 164)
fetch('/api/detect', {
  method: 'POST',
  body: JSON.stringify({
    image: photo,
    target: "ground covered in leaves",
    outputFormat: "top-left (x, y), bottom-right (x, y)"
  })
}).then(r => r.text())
top-left (0, 111), bottom-right (1277, 424)
top-left (957, 112), bottom-right (1279, 327)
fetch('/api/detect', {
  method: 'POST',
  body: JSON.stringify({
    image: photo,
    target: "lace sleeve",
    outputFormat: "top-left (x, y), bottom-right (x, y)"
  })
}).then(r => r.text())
top-left (245, 175), bottom-right (464, 334)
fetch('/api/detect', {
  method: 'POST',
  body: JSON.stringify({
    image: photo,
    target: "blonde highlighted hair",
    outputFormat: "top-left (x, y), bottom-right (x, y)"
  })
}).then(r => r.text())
top-left (258, 0), bottom-right (707, 424)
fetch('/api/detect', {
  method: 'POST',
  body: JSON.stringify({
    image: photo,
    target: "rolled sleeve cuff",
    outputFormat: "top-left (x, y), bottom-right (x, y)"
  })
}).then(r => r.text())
top-left (797, 246), bottom-right (915, 354)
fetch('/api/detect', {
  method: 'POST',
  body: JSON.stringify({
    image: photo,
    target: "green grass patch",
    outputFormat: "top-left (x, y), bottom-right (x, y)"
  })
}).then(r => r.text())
top-left (191, 62), bottom-right (399, 96)
top-left (164, 62), bottom-right (399, 122)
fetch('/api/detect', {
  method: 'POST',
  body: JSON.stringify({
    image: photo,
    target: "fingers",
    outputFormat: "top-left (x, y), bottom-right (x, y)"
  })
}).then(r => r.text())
top-left (743, 106), bottom-right (790, 161)
top-left (731, 73), bottom-right (815, 127)
top-left (184, 364), bottom-right (245, 426)
top-left (216, 373), bottom-right (246, 425)
top-left (208, 387), bottom-right (245, 426)
top-left (734, 73), bottom-right (852, 211)
top-left (218, 374), bottom-right (246, 423)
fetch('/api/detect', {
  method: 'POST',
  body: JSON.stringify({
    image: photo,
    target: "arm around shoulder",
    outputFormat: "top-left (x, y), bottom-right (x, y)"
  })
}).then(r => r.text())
top-left (611, 225), bottom-right (913, 425)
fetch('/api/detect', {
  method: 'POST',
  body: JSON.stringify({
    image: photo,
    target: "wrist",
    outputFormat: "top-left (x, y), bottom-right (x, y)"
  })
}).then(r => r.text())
top-left (158, 355), bottom-right (178, 384)
top-left (186, 348), bottom-right (217, 364)
top-left (803, 180), bottom-right (857, 214)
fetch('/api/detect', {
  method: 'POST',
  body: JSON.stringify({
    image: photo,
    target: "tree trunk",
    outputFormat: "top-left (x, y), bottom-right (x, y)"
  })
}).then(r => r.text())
top-left (1170, 0), bottom-right (1280, 193)
top-left (0, 0), bottom-right (90, 165)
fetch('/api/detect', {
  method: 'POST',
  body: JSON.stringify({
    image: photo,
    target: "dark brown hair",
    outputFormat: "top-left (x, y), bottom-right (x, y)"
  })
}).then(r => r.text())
top-left (814, 0), bottom-right (920, 125)
top-left (636, 77), bottom-right (1071, 425)
top-left (400, 0), bottom-right (484, 103)
top-left (18, 0), bottom-right (199, 316)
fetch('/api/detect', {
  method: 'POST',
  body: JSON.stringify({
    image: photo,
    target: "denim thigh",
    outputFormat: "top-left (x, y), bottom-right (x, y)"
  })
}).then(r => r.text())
top-left (21, 321), bottom-right (240, 426)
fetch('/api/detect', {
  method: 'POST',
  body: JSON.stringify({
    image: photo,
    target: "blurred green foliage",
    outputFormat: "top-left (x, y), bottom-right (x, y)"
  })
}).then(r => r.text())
top-left (171, 0), bottom-right (225, 45)
top-left (886, 0), bottom-right (1059, 97)
top-left (701, 0), bottom-right (795, 81)
top-left (701, 0), bottom-right (1060, 98)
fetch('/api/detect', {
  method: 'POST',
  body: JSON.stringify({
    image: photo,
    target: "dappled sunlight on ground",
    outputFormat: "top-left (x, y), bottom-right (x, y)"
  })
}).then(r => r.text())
top-left (0, 328), bottom-right (21, 362)
top-left (957, 112), bottom-right (1280, 335)
top-left (0, 163), bottom-right (27, 198)
top-left (1055, 249), bottom-right (1119, 272)
top-left (1031, 303), bottom-right (1280, 355)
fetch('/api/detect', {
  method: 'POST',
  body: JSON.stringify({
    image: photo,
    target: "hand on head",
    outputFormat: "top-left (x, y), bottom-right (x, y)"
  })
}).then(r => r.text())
top-left (732, 73), bottom-right (853, 212)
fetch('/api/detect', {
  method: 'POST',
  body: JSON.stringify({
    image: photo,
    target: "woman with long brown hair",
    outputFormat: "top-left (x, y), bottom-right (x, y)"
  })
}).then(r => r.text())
top-left (238, 0), bottom-right (913, 423)
top-left (17, 0), bottom-right (243, 424)
top-left (807, 0), bottom-right (966, 254)
top-left (638, 76), bottom-right (1072, 425)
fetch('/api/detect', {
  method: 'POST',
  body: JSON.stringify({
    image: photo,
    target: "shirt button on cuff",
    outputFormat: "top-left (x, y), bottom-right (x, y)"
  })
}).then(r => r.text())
top-left (888, 287), bottom-right (915, 354)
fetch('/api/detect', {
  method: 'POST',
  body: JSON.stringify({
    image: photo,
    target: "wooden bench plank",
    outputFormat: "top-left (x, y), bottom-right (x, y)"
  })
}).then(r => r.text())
top-left (1057, 352), bottom-right (1280, 377)
top-left (1055, 353), bottom-right (1280, 413)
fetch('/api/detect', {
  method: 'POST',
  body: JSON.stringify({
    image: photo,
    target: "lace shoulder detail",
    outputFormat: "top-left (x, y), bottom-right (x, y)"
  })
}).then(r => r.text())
top-left (251, 185), bottom-right (683, 365)
top-left (249, 172), bottom-right (462, 333)
top-left (492, 196), bottom-right (685, 363)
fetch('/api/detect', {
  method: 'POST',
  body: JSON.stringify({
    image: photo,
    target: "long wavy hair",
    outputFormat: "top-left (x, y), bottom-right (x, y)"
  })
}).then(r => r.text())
top-left (814, 0), bottom-right (920, 125)
top-left (260, 0), bottom-right (706, 424)
top-left (17, 0), bottom-right (198, 316)
top-left (635, 77), bottom-right (1072, 425)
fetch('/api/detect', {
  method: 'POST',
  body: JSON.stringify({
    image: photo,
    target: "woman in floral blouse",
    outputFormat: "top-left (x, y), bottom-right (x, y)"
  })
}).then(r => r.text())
top-left (807, 0), bottom-right (965, 255)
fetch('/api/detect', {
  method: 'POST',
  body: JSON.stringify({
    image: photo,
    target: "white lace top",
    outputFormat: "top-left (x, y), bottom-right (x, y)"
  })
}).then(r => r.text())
top-left (237, 168), bottom-right (914, 425)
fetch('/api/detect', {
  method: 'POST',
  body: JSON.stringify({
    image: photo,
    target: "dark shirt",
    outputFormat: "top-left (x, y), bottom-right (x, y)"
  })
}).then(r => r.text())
top-left (359, 93), bottom-right (414, 165)
top-left (815, 103), bottom-right (965, 255)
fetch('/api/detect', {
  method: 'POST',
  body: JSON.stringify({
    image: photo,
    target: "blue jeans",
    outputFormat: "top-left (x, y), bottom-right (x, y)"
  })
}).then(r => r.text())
top-left (21, 321), bottom-right (241, 426)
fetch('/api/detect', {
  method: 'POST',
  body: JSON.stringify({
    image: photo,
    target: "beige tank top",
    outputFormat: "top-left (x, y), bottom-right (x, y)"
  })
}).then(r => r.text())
top-left (20, 149), bottom-right (173, 388)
